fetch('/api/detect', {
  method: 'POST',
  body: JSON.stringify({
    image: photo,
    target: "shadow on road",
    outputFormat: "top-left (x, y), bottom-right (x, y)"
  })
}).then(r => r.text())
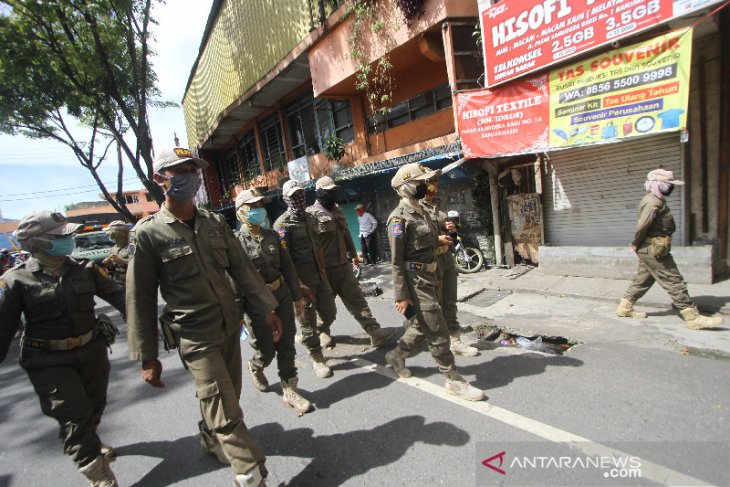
top-left (114, 435), bottom-right (225, 487)
top-left (253, 415), bottom-right (469, 486)
top-left (459, 352), bottom-right (584, 391)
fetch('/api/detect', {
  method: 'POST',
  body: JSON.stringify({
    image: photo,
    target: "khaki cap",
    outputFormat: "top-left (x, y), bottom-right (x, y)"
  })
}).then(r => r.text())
top-left (282, 180), bottom-right (304, 197)
top-left (15, 211), bottom-right (81, 241)
top-left (647, 169), bottom-right (684, 185)
top-left (391, 163), bottom-right (438, 189)
top-left (315, 176), bottom-right (337, 190)
top-left (235, 188), bottom-right (265, 208)
top-left (106, 220), bottom-right (129, 232)
top-left (153, 147), bottom-right (208, 174)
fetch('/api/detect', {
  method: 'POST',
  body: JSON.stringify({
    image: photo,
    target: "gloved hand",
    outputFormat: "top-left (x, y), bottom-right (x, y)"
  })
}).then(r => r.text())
top-left (265, 312), bottom-right (283, 343)
top-left (142, 358), bottom-right (164, 388)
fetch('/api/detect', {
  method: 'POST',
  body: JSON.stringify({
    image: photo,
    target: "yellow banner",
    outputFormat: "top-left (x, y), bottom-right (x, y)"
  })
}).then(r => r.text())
top-left (548, 28), bottom-right (692, 148)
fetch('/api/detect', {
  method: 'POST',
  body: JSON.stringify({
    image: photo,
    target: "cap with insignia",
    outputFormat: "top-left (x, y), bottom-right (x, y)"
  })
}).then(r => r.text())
top-left (153, 147), bottom-right (208, 174)
top-left (15, 211), bottom-right (82, 241)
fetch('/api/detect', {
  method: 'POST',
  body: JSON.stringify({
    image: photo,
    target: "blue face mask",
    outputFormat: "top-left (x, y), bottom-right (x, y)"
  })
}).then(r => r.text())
top-left (46, 235), bottom-right (75, 256)
top-left (245, 207), bottom-right (268, 226)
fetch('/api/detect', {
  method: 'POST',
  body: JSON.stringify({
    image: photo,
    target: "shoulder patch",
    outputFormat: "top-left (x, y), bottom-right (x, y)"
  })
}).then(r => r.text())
top-left (127, 232), bottom-right (137, 259)
top-left (0, 279), bottom-right (7, 299)
top-left (391, 220), bottom-right (404, 237)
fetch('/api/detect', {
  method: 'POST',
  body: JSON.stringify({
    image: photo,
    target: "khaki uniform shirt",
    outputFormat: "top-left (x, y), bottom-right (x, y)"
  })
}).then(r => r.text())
top-left (0, 257), bottom-right (126, 362)
top-left (631, 193), bottom-right (676, 250)
top-left (387, 200), bottom-right (440, 302)
top-left (308, 202), bottom-right (356, 268)
top-left (235, 226), bottom-right (303, 301)
top-left (125, 205), bottom-right (278, 361)
top-left (274, 210), bottom-right (326, 287)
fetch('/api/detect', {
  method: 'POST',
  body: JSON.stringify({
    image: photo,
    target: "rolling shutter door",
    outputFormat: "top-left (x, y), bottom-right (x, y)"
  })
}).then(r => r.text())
top-left (542, 134), bottom-right (683, 246)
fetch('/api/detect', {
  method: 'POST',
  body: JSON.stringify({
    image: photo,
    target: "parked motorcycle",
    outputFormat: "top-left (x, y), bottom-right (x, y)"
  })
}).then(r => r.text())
top-left (446, 211), bottom-right (485, 274)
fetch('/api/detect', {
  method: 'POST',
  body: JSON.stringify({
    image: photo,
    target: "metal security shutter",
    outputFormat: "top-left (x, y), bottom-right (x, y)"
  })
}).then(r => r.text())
top-left (542, 134), bottom-right (683, 246)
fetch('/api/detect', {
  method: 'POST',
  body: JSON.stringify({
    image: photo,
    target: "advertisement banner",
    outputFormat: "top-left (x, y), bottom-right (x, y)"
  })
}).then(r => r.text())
top-left (458, 28), bottom-right (692, 158)
top-left (479, 0), bottom-right (718, 87)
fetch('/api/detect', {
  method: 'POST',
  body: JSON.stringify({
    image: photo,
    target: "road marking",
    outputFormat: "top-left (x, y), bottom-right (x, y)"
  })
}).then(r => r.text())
top-left (351, 357), bottom-right (715, 487)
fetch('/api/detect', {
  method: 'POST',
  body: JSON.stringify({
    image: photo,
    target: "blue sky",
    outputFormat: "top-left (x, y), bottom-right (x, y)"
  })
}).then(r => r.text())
top-left (0, 1), bottom-right (213, 221)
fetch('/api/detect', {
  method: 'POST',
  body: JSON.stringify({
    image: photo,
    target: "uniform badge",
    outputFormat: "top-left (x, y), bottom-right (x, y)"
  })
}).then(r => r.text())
top-left (128, 232), bottom-right (137, 259)
top-left (277, 227), bottom-right (286, 239)
top-left (391, 220), bottom-right (404, 237)
top-left (268, 244), bottom-right (276, 254)
top-left (0, 279), bottom-right (6, 299)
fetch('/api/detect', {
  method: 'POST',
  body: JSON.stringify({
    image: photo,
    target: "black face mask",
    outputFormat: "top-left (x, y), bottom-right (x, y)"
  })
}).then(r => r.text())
top-left (413, 183), bottom-right (428, 200)
top-left (661, 185), bottom-right (675, 197)
top-left (316, 188), bottom-right (337, 209)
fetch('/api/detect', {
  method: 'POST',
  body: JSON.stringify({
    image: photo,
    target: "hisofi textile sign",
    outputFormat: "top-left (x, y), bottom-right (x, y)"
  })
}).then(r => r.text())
top-left (479, 0), bottom-right (718, 87)
top-left (457, 28), bottom-right (691, 159)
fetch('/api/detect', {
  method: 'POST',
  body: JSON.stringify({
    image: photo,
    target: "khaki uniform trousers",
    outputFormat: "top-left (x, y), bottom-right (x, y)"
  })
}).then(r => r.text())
top-left (437, 250), bottom-right (459, 333)
top-left (299, 280), bottom-right (337, 352)
top-left (325, 263), bottom-right (379, 332)
top-left (22, 336), bottom-right (110, 468)
top-left (624, 252), bottom-right (693, 309)
top-left (398, 269), bottom-right (456, 373)
top-left (249, 284), bottom-right (297, 381)
top-left (180, 332), bottom-right (266, 476)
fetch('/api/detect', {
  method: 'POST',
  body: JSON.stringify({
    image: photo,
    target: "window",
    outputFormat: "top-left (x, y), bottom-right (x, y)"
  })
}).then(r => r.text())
top-left (366, 83), bottom-right (453, 135)
top-left (450, 22), bottom-right (484, 91)
top-left (286, 92), bottom-right (320, 158)
top-left (286, 91), bottom-right (355, 159)
top-left (224, 149), bottom-right (240, 185)
top-left (124, 195), bottom-right (140, 204)
top-left (237, 130), bottom-right (261, 180)
top-left (259, 113), bottom-right (286, 171)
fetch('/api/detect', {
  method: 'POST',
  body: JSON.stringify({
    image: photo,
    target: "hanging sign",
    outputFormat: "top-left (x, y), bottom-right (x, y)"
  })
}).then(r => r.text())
top-left (479, 0), bottom-right (718, 87)
top-left (458, 28), bottom-right (692, 158)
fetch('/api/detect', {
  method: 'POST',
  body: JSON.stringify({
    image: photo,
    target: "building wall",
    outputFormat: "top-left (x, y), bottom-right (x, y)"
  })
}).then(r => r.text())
top-left (686, 32), bottom-right (722, 250)
top-left (183, 0), bottom-right (317, 149)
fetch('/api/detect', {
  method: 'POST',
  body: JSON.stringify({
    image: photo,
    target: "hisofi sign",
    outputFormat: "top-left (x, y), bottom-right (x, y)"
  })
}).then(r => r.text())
top-left (479, 0), bottom-right (720, 87)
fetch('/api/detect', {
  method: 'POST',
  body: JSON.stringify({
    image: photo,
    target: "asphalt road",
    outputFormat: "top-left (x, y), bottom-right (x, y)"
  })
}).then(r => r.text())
top-left (1, 274), bottom-right (729, 486)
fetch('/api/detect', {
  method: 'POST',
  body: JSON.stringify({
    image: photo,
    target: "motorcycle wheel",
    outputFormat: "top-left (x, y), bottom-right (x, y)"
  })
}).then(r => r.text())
top-left (455, 247), bottom-right (484, 273)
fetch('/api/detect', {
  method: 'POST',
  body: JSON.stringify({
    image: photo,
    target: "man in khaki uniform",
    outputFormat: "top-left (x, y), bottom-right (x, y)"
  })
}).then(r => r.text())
top-left (307, 176), bottom-right (395, 348)
top-left (102, 220), bottom-right (131, 285)
top-left (384, 163), bottom-right (484, 401)
top-left (616, 169), bottom-right (723, 330)
top-left (126, 147), bottom-right (282, 487)
top-left (274, 180), bottom-right (335, 378)
top-left (0, 211), bottom-right (126, 486)
top-left (421, 175), bottom-right (479, 357)
top-left (235, 188), bottom-right (311, 415)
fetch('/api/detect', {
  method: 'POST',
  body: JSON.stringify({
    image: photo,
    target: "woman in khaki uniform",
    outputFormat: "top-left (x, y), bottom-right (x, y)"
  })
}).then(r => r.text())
top-left (235, 189), bottom-right (311, 415)
top-left (617, 169), bottom-right (723, 330)
top-left (0, 211), bottom-right (126, 486)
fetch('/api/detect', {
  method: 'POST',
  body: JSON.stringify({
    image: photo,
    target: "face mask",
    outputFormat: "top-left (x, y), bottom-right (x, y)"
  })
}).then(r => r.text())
top-left (661, 184), bottom-right (674, 196)
top-left (46, 235), bottom-right (75, 256)
top-left (161, 172), bottom-right (201, 202)
top-left (243, 207), bottom-right (267, 226)
top-left (316, 188), bottom-right (337, 209)
top-left (413, 183), bottom-right (428, 200)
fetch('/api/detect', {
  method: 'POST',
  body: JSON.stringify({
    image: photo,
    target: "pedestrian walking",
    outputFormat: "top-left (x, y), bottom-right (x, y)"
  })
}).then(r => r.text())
top-left (101, 220), bottom-right (131, 286)
top-left (307, 176), bottom-right (396, 348)
top-left (356, 203), bottom-right (379, 265)
top-left (616, 169), bottom-right (723, 330)
top-left (125, 147), bottom-right (282, 487)
top-left (235, 188), bottom-right (312, 415)
top-left (274, 180), bottom-right (336, 377)
top-left (0, 210), bottom-right (126, 486)
top-left (421, 176), bottom-right (479, 357)
top-left (384, 163), bottom-right (484, 401)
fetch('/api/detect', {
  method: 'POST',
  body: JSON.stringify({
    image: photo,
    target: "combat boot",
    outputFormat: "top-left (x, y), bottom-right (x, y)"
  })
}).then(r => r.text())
top-left (367, 327), bottom-right (397, 348)
top-left (310, 350), bottom-right (333, 378)
top-left (199, 420), bottom-right (229, 465)
top-left (319, 331), bottom-right (334, 349)
top-left (450, 332), bottom-right (479, 357)
top-left (234, 465), bottom-right (265, 487)
top-left (444, 370), bottom-right (485, 401)
top-left (385, 346), bottom-right (412, 378)
top-left (616, 298), bottom-right (647, 319)
top-left (281, 377), bottom-right (312, 415)
top-left (78, 455), bottom-right (118, 487)
top-left (248, 360), bottom-right (269, 392)
top-left (680, 307), bottom-right (724, 330)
